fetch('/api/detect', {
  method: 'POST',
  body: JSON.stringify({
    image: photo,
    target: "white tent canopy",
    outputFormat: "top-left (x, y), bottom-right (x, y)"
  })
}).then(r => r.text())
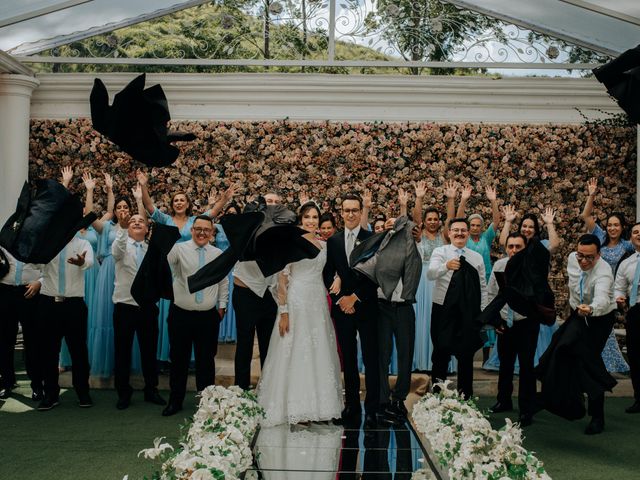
top-left (443, 0), bottom-right (640, 56)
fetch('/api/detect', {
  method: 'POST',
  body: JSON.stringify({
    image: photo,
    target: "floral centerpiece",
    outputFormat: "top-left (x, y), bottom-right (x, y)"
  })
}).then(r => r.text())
top-left (411, 381), bottom-right (550, 480)
top-left (137, 385), bottom-right (264, 480)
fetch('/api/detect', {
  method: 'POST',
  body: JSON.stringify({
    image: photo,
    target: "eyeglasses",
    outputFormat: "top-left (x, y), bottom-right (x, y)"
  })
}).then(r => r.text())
top-left (193, 227), bottom-right (213, 234)
top-left (576, 253), bottom-right (596, 262)
top-left (342, 208), bottom-right (361, 215)
top-left (450, 228), bottom-right (468, 234)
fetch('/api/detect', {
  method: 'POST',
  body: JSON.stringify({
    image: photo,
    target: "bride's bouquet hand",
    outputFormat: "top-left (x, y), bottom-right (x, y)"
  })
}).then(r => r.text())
top-left (278, 313), bottom-right (290, 337)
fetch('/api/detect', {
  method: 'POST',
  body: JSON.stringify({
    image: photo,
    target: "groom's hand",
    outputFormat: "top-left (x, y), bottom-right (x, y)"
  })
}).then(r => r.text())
top-left (338, 294), bottom-right (358, 314)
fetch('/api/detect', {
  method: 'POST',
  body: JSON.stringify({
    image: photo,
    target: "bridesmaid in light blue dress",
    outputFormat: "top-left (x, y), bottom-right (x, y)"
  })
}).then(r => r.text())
top-left (411, 179), bottom-right (458, 375)
top-left (59, 171), bottom-right (104, 369)
top-left (137, 170), bottom-right (236, 362)
top-left (581, 177), bottom-right (631, 372)
top-left (215, 203), bottom-right (240, 343)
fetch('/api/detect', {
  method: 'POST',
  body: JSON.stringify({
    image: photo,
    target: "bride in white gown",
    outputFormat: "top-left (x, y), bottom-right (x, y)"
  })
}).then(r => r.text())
top-left (257, 202), bottom-right (343, 426)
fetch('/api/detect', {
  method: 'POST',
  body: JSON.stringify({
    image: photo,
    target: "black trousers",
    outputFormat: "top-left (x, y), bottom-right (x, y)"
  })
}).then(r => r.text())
top-left (0, 284), bottom-right (42, 391)
top-left (332, 299), bottom-right (380, 414)
top-left (232, 285), bottom-right (276, 390)
top-left (430, 303), bottom-right (475, 399)
top-left (585, 311), bottom-right (615, 419)
top-left (38, 296), bottom-right (90, 398)
top-left (168, 304), bottom-right (220, 404)
top-left (378, 300), bottom-right (415, 403)
top-left (496, 317), bottom-right (540, 415)
top-left (113, 302), bottom-right (159, 398)
top-left (627, 304), bottom-right (640, 401)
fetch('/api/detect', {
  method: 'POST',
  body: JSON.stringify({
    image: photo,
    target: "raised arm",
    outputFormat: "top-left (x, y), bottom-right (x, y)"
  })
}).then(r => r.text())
top-left (82, 171), bottom-right (95, 216)
top-left (485, 185), bottom-right (501, 233)
top-left (412, 180), bottom-right (426, 225)
top-left (132, 183), bottom-right (146, 219)
top-left (135, 169), bottom-right (155, 215)
top-left (581, 177), bottom-right (597, 233)
top-left (61, 166), bottom-right (73, 189)
top-left (456, 184), bottom-right (472, 218)
top-left (360, 189), bottom-right (372, 230)
top-left (442, 180), bottom-right (458, 242)
top-left (542, 207), bottom-right (561, 253)
top-left (205, 184), bottom-right (238, 218)
top-left (499, 204), bottom-right (517, 249)
top-left (398, 187), bottom-right (408, 217)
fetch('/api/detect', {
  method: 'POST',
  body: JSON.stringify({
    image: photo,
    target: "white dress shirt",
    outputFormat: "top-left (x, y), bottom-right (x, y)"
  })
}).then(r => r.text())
top-left (167, 240), bottom-right (229, 311)
top-left (112, 226), bottom-right (146, 306)
top-left (377, 279), bottom-right (405, 302)
top-left (40, 237), bottom-right (94, 298)
top-left (233, 260), bottom-right (275, 298)
top-left (427, 244), bottom-right (487, 308)
top-left (487, 257), bottom-right (526, 322)
top-left (0, 247), bottom-right (42, 286)
top-left (614, 251), bottom-right (640, 303)
top-left (567, 252), bottom-right (616, 317)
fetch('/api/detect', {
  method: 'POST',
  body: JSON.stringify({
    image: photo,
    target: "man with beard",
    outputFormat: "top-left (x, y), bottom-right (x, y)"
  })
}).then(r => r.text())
top-left (428, 218), bottom-right (487, 399)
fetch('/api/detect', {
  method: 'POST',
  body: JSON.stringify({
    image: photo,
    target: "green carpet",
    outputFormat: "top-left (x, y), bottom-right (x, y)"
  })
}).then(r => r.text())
top-left (2, 382), bottom-right (640, 479)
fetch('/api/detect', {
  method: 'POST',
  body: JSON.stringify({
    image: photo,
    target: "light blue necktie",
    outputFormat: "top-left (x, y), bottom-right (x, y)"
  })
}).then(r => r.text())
top-left (58, 246), bottom-right (67, 296)
top-left (506, 306), bottom-right (514, 328)
top-left (195, 247), bottom-right (205, 304)
top-left (456, 248), bottom-right (465, 255)
top-left (134, 242), bottom-right (144, 268)
top-left (579, 271), bottom-right (587, 304)
top-left (14, 261), bottom-right (24, 286)
top-left (630, 254), bottom-right (640, 306)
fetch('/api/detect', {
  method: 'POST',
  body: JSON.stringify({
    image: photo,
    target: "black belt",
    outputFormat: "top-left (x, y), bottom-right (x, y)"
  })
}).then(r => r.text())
top-left (378, 298), bottom-right (412, 307)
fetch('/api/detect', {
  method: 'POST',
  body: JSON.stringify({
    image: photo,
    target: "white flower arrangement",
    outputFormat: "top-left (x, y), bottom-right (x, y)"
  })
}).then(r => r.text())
top-left (411, 381), bottom-right (551, 480)
top-left (137, 385), bottom-right (264, 480)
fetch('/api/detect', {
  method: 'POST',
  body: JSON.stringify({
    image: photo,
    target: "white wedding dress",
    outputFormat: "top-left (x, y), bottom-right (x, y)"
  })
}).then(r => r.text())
top-left (257, 246), bottom-right (343, 426)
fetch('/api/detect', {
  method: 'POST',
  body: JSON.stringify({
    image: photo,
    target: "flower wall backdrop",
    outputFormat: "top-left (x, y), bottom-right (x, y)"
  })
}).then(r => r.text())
top-left (28, 119), bottom-right (636, 310)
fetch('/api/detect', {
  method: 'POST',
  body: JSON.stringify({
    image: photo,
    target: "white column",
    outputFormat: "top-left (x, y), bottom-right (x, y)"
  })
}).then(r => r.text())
top-left (0, 74), bottom-right (40, 223)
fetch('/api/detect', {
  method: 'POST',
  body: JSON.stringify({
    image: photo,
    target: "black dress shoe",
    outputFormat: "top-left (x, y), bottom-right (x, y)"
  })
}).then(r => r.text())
top-left (489, 401), bottom-right (513, 414)
top-left (144, 389), bottom-right (167, 406)
top-left (625, 400), bottom-right (640, 414)
top-left (37, 396), bottom-right (60, 411)
top-left (363, 413), bottom-right (377, 429)
top-left (32, 390), bottom-right (44, 402)
top-left (0, 387), bottom-right (11, 399)
top-left (585, 417), bottom-right (604, 435)
top-left (162, 403), bottom-right (183, 417)
top-left (518, 414), bottom-right (533, 427)
top-left (77, 391), bottom-right (93, 408)
top-left (116, 396), bottom-right (131, 410)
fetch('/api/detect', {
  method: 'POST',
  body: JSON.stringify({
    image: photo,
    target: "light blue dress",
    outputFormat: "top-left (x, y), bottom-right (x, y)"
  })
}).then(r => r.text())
top-left (149, 209), bottom-right (196, 362)
top-left (87, 221), bottom-right (142, 377)
top-left (483, 239), bottom-right (558, 372)
top-left (215, 224), bottom-right (237, 342)
top-left (589, 224), bottom-right (631, 373)
top-left (59, 227), bottom-right (100, 368)
top-left (467, 225), bottom-right (497, 348)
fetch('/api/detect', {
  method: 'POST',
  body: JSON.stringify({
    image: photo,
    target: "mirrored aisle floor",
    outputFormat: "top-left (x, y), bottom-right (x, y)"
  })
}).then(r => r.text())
top-left (246, 409), bottom-right (441, 479)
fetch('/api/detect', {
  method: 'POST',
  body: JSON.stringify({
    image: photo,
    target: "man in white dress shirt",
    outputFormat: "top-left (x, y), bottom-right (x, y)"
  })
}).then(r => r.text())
top-left (614, 221), bottom-right (640, 414)
top-left (112, 213), bottom-right (165, 410)
top-left (567, 233), bottom-right (617, 434)
top-left (162, 215), bottom-right (229, 416)
top-left (486, 233), bottom-right (539, 426)
top-left (37, 235), bottom-right (94, 410)
top-left (427, 218), bottom-right (487, 399)
top-left (0, 247), bottom-right (43, 400)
